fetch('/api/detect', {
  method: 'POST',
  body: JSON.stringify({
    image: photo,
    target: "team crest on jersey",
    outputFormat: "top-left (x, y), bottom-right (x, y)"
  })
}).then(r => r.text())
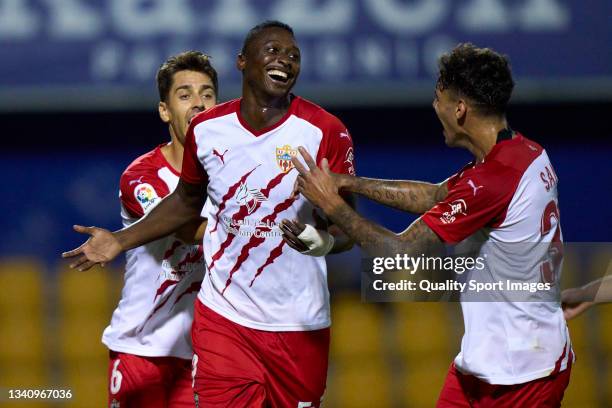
top-left (235, 182), bottom-right (267, 215)
top-left (134, 183), bottom-right (159, 213)
top-left (276, 144), bottom-right (297, 173)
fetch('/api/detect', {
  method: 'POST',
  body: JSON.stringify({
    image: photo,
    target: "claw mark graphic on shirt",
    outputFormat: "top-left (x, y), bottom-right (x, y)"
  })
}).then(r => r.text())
top-left (222, 194), bottom-right (297, 294)
top-left (249, 240), bottom-right (286, 287)
top-left (209, 170), bottom-right (292, 272)
top-left (210, 165), bottom-right (260, 233)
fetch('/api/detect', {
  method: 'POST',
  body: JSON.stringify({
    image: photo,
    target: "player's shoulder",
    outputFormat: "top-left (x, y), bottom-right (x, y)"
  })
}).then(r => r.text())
top-left (292, 96), bottom-right (345, 131)
top-left (190, 98), bottom-right (241, 128)
top-left (121, 145), bottom-right (164, 180)
top-left (119, 145), bottom-right (175, 194)
top-left (119, 145), bottom-right (171, 216)
top-left (487, 133), bottom-right (544, 173)
top-left (455, 155), bottom-right (519, 199)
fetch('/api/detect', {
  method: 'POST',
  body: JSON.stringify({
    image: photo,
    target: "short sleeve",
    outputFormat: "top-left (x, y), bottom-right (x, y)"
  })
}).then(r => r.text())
top-left (316, 116), bottom-right (356, 176)
top-left (180, 123), bottom-right (208, 185)
top-left (119, 173), bottom-right (169, 219)
top-left (421, 166), bottom-right (516, 243)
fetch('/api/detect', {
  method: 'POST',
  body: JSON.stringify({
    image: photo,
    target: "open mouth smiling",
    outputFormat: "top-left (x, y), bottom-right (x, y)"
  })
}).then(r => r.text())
top-left (267, 68), bottom-right (291, 84)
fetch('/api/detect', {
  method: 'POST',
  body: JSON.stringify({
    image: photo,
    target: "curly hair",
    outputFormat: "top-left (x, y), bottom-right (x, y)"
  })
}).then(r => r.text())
top-left (156, 50), bottom-right (218, 102)
top-left (437, 43), bottom-right (514, 116)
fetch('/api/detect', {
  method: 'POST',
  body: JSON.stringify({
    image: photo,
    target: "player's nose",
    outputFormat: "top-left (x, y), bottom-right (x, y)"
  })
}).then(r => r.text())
top-left (277, 53), bottom-right (293, 69)
top-left (192, 94), bottom-right (205, 109)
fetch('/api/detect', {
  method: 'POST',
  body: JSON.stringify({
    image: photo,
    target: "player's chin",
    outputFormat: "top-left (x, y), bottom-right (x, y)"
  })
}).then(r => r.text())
top-left (264, 77), bottom-right (295, 96)
top-left (443, 132), bottom-right (456, 147)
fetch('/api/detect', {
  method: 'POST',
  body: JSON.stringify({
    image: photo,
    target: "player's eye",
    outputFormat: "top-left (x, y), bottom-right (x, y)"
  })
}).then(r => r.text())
top-left (179, 94), bottom-right (190, 100)
top-left (267, 47), bottom-right (278, 54)
top-left (289, 52), bottom-right (300, 61)
top-left (202, 93), bottom-right (214, 100)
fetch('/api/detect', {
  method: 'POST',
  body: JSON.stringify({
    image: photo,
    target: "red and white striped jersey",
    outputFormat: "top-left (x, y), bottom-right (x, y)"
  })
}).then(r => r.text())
top-left (102, 145), bottom-right (205, 359)
top-left (422, 133), bottom-right (572, 385)
top-left (181, 96), bottom-right (355, 331)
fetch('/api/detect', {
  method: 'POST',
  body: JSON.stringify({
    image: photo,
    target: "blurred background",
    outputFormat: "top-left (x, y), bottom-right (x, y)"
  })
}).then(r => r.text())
top-left (1, 0), bottom-right (611, 406)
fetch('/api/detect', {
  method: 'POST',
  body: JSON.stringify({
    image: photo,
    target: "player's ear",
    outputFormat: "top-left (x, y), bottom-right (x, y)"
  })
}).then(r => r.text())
top-left (456, 99), bottom-right (467, 121)
top-left (158, 101), bottom-right (171, 123)
top-left (236, 53), bottom-right (246, 72)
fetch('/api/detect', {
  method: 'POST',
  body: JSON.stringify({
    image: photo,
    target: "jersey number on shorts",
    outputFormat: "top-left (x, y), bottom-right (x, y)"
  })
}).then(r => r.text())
top-left (110, 359), bottom-right (123, 395)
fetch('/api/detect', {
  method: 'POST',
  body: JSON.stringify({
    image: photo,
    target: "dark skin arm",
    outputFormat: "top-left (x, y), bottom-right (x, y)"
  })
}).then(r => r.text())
top-left (62, 180), bottom-right (206, 270)
top-left (175, 218), bottom-right (208, 244)
top-left (336, 175), bottom-right (448, 214)
top-left (291, 147), bottom-right (442, 257)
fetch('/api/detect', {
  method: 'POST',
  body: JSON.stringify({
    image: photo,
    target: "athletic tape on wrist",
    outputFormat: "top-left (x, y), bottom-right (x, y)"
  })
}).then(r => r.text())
top-left (297, 224), bottom-right (335, 257)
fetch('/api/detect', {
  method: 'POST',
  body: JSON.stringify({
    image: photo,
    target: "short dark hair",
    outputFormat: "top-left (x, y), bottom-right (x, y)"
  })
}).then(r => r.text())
top-left (156, 50), bottom-right (219, 102)
top-left (241, 20), bottom-right (295, 55)
top-left (437, 43), bottom-right (514, 116)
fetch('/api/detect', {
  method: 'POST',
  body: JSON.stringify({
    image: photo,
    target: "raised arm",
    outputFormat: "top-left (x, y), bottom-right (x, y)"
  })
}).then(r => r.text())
top-left (336, 175), bottom-right (448, 214)
top-left (291, 147), bottom-right (441, 257)
top-left (62, 179), bottom-right (206, 271)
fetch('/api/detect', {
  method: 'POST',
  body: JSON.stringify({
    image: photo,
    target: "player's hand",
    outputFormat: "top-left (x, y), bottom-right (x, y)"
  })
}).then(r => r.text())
top-left (292, 146), bottom-right (343, 212)
top-left (279, 220), bottom-right (309, 252)
top-left (61, 225), bottom-right (122, 271)
top-left (281, 211), bottom-right (330, 252)
top-left (561, 287), bottom-right (594, 320)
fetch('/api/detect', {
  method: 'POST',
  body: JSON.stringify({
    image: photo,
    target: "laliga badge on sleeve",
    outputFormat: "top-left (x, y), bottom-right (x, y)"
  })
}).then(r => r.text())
top-left (134, 183), bottom-right (160, 214)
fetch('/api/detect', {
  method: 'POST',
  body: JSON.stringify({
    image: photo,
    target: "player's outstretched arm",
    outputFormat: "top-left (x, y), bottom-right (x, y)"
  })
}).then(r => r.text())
top-left (562, 276), bottom-right (612, 320)
top-left (334, 173), bottom-right (447, 214)
top-left (291, 147), bottom-right (442, 257)
top-left (62, 180), bottom-right (206, 270)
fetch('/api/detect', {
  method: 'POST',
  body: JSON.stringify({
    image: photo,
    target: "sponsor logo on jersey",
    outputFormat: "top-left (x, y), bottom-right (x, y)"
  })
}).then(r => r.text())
top-left (276, 144), bottom-right (297, 173)
top-left (345, 147), bottom-right (355, 175)
top-left (235, 182), bottom-right (267, 215)
top-left (212, 148), bottom-right (228, 164)
top-left (134, 183), bottom-right (159, 213)
top-left (467, 179), bottom-right (484, 196)
top-left (440, 199), bottom-right (467, 224)
top-left (128, 175), bottom-right (144, 186)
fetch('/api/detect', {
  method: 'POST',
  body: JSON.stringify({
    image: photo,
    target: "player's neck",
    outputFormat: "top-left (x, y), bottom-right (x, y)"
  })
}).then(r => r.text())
top-left (465, 117), bottom-right (508, 162)
top-left (240, 88), bottom-right (291, 131)
top-left (160, 138), bottom-right (184, 174)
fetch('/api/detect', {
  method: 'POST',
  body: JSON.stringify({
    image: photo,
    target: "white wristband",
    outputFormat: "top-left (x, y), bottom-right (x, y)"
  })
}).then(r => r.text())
top-left (297, 224), bottom-right (335, 257)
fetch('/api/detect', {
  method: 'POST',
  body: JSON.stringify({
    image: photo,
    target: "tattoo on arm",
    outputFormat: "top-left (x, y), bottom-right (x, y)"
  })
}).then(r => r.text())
top-left (327, 193), bottom-right (357, 254)
top-left (325, 200), bottom-right (442, 258)
top-left (344, 177), bottom-right (448, 214)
